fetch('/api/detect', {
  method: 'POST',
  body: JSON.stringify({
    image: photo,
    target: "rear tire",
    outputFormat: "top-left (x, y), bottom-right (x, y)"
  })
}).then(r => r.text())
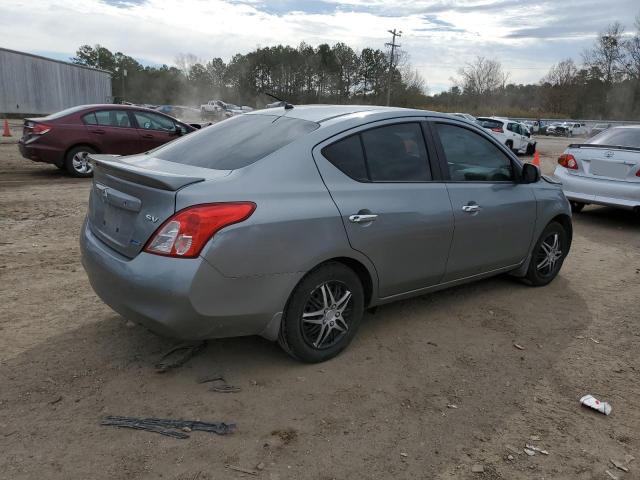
top-left (570, 201), bottom-right (585, 213)
top-left (64, 146), bottom-right (96, 178)
top-left (523, 222), bottom-right (568, 287)
top-left (278, 262), bottom-right (364, 363)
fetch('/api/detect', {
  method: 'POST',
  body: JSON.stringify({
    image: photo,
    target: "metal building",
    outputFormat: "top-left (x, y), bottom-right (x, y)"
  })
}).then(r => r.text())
top-left (0, 48), bottom-right (112, 115)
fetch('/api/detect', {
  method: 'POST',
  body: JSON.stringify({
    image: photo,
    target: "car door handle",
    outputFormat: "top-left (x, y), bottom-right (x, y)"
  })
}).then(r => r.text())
top-left (90, 129), bottom-right (106, 134)
top-left (141, 134), bottom-right (154, 139)
top-left (462, 204), bottom-right (481, 213)
top-left (349, 214), bottom-right (378, 223)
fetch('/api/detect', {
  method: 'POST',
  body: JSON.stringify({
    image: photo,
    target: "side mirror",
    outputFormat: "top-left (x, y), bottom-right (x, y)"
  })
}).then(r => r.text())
top-left (174, 125), bottom-right (183, 136)
top-left (521, 163), bottom-right (540, 184)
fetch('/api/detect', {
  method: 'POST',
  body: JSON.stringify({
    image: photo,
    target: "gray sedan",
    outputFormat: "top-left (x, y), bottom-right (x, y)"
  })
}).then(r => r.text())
top-left (81, 105), bottom-right (572, 363)
top-left (554, 125), bottom-right (640, 212)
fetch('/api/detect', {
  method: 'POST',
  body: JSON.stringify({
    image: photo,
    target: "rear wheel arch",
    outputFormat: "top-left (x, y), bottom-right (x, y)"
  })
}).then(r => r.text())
top-left (64, 143), bottom-right (100, 160)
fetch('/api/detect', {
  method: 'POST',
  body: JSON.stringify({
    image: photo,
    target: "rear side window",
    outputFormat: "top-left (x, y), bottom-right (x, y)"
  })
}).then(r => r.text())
top-left (322, 135), bottom-right (368, 182)
top-left (152, 114), bottom-right (319, 170)
top-left (83, 113), bottom-right (97, 125)
top-left (588, 128), bottom-right (640, 148)
top-left (479, 119), bottom-right (502, 130)
top-left (322, 123), bottom-right (431, 182)
top-left (436, 123), bottom-right (513, 182)
top-left (93, 110), bottom-right (131, 128)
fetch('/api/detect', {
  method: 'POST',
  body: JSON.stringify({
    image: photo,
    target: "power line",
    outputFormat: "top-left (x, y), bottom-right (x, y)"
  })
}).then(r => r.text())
top-left (385, 28), bottom-right (402, 106)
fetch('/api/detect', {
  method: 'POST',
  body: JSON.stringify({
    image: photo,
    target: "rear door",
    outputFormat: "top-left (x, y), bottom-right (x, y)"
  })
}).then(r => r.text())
top-left (313, 119), bottom-right (454, 298)
top-left (131, 110), bottom-right (181, 150)
top-left (431, 120), bottom-right (537, 281)
top-left (83, 110), bottom-right (142, 155)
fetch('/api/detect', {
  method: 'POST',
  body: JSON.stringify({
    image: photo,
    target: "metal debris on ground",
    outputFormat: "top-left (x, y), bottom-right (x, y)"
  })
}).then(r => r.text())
top-left (225, 464), bottom-right (258, 476)
top-left (101, 416), bottom-right (236, 438)
top-left (197, 374), bottom-right (241, 393)
top-left (605, 470), bottom-right (619, 480)
top-left (471, 464), bottom-right (484, 473)
top-left (155, 341), bottom-right (206, 373)
top-left (580, 394), bottom-right (612, 415)
top-left (447, 404), bottom-right (458, 409)
top-left (590, 337), bottom-right (601, 344)
top-left (525, 444), bottom-right (549, 455)
top-left (514, 343), bottom-right (525, 350)
top-left (524, 448), bottom-right (536, 456)
top-left (610, 459), bottom-right (630, 472)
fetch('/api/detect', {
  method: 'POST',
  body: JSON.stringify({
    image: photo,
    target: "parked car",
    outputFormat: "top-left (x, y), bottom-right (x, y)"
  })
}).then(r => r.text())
top-left (518, 122), bottom-right (537, 155)
top-left (81, 105), bottom-right (572, 363)
top-left (589, 123), bottom-right (611, 137)
top-left (451, 112), bottom-right (477, 123)
top-left (545, 122), bottom-right (567, 136)
top-left (554, 125), bottom-right (640, 213)
top-left (566, 122), bottom-right (588, 137)
top-left (523, 120), bottom-right (540, 134)
top-left (201, 100), bottom-right (253, 119)
top-left (476, 116), bottom-right (529, 153)
top-left (18, 104), bottom-right (197, 177)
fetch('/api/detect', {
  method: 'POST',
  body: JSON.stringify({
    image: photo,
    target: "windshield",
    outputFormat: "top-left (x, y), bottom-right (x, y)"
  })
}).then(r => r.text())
top-left (588, 128), bottom-right (640, 148)
top-left (151, 114), bottom-right (319, 170)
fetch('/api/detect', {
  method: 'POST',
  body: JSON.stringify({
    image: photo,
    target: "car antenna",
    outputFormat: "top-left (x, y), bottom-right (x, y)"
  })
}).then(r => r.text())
top-left (263, 91), bottom-right (294, 110)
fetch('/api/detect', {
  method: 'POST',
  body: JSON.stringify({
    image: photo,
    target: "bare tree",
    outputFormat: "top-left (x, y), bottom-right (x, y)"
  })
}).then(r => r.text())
top-left (583, 22), bottom-right (626, 84)
top-left (175, 53), bottom-right (201, 78)
top-left (621, 14), bottom-right (640, 79)
top-left (542, 59), bottom-right (578, 87)
top-left (456, 56), bottom-right (509, 96)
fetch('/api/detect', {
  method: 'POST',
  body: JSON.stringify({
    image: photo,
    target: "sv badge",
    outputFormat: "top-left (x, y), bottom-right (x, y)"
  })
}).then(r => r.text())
top-left (145, 214), bottom-right (159, 223)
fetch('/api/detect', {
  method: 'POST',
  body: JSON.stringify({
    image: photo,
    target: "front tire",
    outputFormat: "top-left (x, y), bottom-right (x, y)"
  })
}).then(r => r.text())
top-left (523, 222), bottom-right (568, 286)
top-left (278, 262), bottom-right (364, 363)
top-left (64, 146), bottom-right (96, 178)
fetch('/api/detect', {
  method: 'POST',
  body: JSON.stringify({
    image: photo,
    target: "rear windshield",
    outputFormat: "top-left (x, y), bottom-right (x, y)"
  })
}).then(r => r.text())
top-left (478, 118), bottom-right (502, 129)
top-left (38, 105), bottom-right (90, 120)
top-left (588, 128), bottom-right (640, 148)
top-left (152, 114), bottom-right (319, 170)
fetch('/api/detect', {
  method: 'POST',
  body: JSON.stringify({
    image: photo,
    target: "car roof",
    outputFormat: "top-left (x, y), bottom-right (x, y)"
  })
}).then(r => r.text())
top-left (248, 104), bottom-right (438, 123)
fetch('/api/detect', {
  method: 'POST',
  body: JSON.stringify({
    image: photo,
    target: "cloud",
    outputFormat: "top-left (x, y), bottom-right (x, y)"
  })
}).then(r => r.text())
top-left (0, 0), bottom-right (638, 93)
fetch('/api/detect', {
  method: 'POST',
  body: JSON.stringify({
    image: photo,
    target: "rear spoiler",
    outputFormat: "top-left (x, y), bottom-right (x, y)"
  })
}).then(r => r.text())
top-left (568, 143), bottom-right (640, 153)
top-left (89, 154), bottom-right (205, 191)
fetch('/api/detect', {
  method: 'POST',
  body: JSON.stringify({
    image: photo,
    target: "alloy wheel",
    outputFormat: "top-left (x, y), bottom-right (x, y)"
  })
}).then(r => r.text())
top-left (72, 151), bottom-right (93, 175)
top-left (301, 281), bottom-right (352, 350)
top-left (536, 233), bottom-right (563, 276)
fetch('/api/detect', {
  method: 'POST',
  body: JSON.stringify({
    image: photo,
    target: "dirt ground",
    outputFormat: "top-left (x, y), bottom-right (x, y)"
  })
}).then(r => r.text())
top-left (0, 137), bottom-right (638, 480)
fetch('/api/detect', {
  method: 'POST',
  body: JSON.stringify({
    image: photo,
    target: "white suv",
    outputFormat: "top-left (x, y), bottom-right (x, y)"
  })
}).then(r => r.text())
top-left (477, 117), bottom-right (529, 154)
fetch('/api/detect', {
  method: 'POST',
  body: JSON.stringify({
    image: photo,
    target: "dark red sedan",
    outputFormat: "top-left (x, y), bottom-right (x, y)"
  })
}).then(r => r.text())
top-left (19, 104), bottom-right (197, 177)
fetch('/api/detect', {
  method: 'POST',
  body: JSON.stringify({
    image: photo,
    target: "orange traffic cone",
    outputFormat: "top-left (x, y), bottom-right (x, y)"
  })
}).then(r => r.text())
top-left (2, 119), bottom-right (11, 137)
top-left (533, 150), bottom-right (540, 167)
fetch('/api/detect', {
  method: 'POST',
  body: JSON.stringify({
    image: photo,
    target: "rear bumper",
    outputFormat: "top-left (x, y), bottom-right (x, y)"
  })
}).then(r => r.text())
top-left (18, 140), bottom-right (63, 165)
top-left (80, 219), bottom-right (302, 341)
top-left (554, 167), bottom-right (640, 209)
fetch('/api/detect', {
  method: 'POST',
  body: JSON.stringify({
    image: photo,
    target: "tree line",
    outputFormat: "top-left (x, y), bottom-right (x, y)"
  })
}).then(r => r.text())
top-left (72, 13), bottom-right (640, 120)
top-left (72, 43), bottom-right (427, 108)
top-left (428, 16), bottom-right (640, 120)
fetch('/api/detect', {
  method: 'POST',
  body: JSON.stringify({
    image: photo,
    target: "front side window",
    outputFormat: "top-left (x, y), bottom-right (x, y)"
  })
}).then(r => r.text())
top-left (133, 111), bottom-right (176, 131)
top-left (322, 123), bottom-right (431, 182)
top-left (93, 110), bottom-right (131, 128)
top-left (436, 123), bottom-right (514, 182)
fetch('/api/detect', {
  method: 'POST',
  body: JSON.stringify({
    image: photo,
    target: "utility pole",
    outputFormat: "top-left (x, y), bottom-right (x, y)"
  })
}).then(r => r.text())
top-left (385, 29), bottom-right (402, 106)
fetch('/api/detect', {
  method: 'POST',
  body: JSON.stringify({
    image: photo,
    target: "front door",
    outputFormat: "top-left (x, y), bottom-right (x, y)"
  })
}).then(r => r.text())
top-left (431, 121), bottom-right (537, 281)
top-left (313, 120), bottom-right (454, 298)
top-left (131, 110), bottom-right (181, 151)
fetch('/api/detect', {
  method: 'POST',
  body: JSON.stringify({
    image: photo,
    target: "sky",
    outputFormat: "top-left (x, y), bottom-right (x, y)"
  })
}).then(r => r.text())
top-left (1, 0), bottom-right (639, 93)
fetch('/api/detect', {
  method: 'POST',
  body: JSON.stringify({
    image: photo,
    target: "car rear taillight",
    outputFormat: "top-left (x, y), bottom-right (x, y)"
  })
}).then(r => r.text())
top-left (32, 123), bottom-right (52, 135)
top-left (491, 127), bottom-right (504, 133)
top-left (636, 169), bottom-right (640, 177)
top-left (144, 202), bottom-right (256, 258)
top-left (558, 153), bottom-right (578, 170)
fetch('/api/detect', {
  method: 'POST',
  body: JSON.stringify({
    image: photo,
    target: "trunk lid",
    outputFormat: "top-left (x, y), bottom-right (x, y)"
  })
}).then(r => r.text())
top-left (87, 153), bottom-right (231, 258)
top-left (568, 144), bottom-right (640, 182)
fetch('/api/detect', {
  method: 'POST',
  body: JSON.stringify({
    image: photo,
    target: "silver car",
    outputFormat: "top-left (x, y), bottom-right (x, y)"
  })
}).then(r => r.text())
top-left (81, 105), bottom-right (572, 363)
top-left (554, 125), bottom-right (640, 213)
